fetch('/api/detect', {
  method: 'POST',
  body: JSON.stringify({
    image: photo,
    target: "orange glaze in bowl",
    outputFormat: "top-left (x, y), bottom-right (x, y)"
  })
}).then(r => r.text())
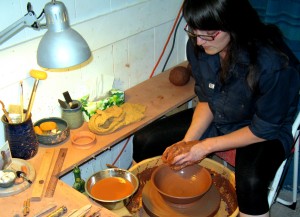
top-left (90, 177), bottom-right (134, 201)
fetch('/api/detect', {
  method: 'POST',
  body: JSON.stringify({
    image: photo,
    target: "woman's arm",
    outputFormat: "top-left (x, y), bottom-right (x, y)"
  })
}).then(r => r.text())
top-left (183, 102), bottom-right (214, 141)
top-left (162, 102), bottom-right (213, 167)
top-left (173, 126), bottom-right (265, 166)
top-left (202, 126), bottom-right (265, 153)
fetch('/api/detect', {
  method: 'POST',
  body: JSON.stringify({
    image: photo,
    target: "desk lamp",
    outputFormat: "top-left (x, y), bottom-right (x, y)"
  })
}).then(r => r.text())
top-left (0, 1), bottom-right (91, 69)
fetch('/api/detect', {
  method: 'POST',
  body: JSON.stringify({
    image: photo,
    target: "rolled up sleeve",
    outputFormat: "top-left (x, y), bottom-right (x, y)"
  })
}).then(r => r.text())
top-left (249, 62), bottom-right (299, 154)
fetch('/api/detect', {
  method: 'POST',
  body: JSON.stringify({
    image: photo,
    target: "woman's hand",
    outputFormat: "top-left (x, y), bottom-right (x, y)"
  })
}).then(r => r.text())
top-left (162, 140), bottom-right (207, 170)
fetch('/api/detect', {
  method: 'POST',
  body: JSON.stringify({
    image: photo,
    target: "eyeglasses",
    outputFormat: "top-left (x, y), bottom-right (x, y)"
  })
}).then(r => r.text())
top-left (184, 24), bottom-right (221, 41)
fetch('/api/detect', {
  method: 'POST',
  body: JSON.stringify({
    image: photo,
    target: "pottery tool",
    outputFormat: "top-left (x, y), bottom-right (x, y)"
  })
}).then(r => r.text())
top-left (67, 204), bottom-right (91, 217)
top-left (63, 91), bottom-right (78, 109)
top-left (20, 80), bottom-right (24, 122)
top-left (0, 100), bottom-right (12, 123)
top-left (47, 206), bottom-right (67, 217)
top-left (32, 204), bottom-right (57, 217)
top-left (25, 69), bottom-right (48, 121)
top-left (31, 149), bottom-right (55, 201)
top-left (16, 170), bottom-right (32, 184)
top-left (44, 148), bottom-right (68, 198)
top-left (23, 198), bottom-right (30, 216)
top-left (58, 99), bottom-right (68, 109)
top-left (8, 104), bottom-right (22, 123)
top-left (88, 209), bottom-right (101, 217)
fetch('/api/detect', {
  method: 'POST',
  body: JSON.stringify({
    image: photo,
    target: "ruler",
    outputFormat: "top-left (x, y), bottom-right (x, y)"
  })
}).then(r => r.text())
top-left (44, 148), bottom-right (68, 198)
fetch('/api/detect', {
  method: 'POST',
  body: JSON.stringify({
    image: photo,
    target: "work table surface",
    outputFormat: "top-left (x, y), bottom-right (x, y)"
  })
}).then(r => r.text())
top-left (0, 61), bottom-right (196, 217)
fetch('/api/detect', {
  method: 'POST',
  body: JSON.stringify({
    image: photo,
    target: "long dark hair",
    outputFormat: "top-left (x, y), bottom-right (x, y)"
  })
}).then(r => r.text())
top-left (183, 0), bottom-right (287, 90)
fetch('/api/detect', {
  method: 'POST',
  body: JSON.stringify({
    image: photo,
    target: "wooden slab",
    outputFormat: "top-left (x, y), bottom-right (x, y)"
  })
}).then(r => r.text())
top-left (31, 149), bottom-right (55, 201)
top-left (0, 158), bottom-right (36, 197)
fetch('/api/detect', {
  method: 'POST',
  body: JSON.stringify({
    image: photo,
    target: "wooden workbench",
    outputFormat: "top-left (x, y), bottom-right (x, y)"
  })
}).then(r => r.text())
top-left (0, 61), bottom-right (196, 216)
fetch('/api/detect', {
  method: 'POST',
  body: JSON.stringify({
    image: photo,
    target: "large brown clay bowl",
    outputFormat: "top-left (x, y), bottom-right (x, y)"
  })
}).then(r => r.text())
top-left (151, 164), bottom-right (212, 204)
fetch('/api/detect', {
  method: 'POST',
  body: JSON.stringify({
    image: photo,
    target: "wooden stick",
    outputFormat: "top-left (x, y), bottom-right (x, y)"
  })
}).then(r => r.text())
top-left (0, 100), bottom-right (12, 123)
top-left (23, 200), bottom-right (27, 216)
top-left (22, 198), bottom-right (30, 216)
top-left (26, 198), bottom-right (30, 215)
top-left (25, 70), bottom-right (47, 121)
top-left (32, 204), bottom-right (57, 217)
top-left (20, 80), bottom-right (24, 122)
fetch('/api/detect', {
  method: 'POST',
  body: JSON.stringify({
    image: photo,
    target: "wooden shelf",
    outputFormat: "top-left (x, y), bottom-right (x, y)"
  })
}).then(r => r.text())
top-left (0, 61), bottom-right (195, 216)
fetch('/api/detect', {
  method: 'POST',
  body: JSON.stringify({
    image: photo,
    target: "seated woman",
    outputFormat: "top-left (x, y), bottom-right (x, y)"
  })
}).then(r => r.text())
top-left (133, 0), bottom-right (300, 216)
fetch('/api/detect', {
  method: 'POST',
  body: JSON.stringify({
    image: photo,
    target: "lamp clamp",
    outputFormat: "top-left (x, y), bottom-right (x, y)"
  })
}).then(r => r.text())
top-left (0, 2), bottom-right (45, 45)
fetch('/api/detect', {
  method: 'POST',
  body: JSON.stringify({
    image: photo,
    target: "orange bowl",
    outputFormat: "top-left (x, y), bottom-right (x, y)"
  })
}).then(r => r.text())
top-left (151, 164), bottom-right (212, 204)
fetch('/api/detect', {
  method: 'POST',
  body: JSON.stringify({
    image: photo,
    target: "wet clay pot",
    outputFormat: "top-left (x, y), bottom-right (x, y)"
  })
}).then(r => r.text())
top-left (151, 164), bottom-right (212, 204)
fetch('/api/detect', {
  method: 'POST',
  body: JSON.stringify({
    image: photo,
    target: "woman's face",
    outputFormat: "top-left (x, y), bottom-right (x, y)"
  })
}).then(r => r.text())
top-left (194, 30), bottom-right (231, 56)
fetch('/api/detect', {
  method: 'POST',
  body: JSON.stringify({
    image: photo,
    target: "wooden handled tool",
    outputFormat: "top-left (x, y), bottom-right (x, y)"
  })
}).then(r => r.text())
top-left (25, 70), bottom-right (47, 120)
top-left (0, 100), bottom-right (12, 123)
top-left (20, 80), bottom-right (24, 122)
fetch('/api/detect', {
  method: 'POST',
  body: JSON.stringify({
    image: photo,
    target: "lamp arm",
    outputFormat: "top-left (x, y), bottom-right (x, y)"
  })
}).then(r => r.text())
top-left (0, 11), bottom-right (39, 45)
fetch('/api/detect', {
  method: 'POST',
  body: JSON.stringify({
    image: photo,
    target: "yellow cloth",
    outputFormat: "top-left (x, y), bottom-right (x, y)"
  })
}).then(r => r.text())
top-left (88, 103), bottom-right (146, 135)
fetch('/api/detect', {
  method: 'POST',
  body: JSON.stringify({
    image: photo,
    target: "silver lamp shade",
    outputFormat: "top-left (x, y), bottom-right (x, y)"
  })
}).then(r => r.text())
top-left (37, 1), bottom-right (91, 69)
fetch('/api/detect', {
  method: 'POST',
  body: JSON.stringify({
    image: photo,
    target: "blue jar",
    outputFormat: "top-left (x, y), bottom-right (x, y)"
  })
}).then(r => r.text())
top-left (1, 114), bottom-right (39, 160)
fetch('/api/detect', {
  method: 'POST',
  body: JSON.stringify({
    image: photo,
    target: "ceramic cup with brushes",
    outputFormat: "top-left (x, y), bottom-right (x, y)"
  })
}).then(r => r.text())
top-left (60, 91), bottom-right (83, 129)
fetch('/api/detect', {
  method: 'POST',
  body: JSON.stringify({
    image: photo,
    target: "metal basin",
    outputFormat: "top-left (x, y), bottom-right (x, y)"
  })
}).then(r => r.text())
top-left (85, 168), bottom-right (139, 210)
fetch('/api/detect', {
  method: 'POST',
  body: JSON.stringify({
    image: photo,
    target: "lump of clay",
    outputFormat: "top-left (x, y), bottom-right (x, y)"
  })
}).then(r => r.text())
top-left (169, 66), bottom-right (191, 86)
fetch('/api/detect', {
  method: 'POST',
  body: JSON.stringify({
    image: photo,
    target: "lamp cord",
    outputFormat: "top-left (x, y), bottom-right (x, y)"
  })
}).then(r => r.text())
top-left (149, 3), bottom-right (184, 79)
top-left (110, 3), bottom-right (184, 167)
top-left (37, 9), bottom-right (45, 20)
top-left (162, 15), bottom-right (184, 72)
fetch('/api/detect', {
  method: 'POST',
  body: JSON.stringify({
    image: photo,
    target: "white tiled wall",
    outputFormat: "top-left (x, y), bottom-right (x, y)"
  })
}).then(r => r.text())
top-left (0, 0), bottom-right (187, 175)
top-left (0, 0), bottom-right (187, 145)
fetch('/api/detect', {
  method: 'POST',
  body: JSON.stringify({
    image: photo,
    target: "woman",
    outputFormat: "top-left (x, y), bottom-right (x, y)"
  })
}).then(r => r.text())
top-left (133, 0), bottom-right (299, 216)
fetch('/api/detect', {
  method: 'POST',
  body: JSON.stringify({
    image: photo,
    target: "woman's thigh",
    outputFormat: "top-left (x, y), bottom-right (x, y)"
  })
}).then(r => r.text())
top-left (235, 140), bottom-right (285, 215)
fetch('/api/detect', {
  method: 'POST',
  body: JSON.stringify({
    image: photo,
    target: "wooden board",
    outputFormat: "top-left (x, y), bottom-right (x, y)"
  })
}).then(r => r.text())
top-left (31, 149), bottom-right (55, 201)
top-left (0, 158), bottom-right (36, 197)
top-left (44, 148), bottom-right (68, 198)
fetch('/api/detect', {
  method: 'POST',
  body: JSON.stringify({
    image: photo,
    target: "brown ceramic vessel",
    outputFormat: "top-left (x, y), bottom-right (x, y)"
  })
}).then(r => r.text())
top-left (71, 131), bottom-right (96, 149)
top-left (151, 163), bottom-right (212, 204)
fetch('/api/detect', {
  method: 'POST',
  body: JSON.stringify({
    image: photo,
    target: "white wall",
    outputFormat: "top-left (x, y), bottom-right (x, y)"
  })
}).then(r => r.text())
top-left (0, 0), bottom-right (187, 145)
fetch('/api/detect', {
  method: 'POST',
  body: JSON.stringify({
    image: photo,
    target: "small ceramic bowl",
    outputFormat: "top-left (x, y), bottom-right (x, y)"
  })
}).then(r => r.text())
top-left (151, 164), bottom-right (212, 204)
top-left (34, 117), bottom-right (70, 145)
top-left (71, 131), bottom-right (96, 149)
top-left (0, 169), bottom-right (17, 188)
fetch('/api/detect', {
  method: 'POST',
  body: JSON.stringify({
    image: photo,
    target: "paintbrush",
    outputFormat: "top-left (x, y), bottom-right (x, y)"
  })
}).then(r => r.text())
top-left (8, 104), bottom-right (22, 123)
top-left (20, 80), bottom-right (24, 122)
top-left (0, 100), bottom-right (12, 123)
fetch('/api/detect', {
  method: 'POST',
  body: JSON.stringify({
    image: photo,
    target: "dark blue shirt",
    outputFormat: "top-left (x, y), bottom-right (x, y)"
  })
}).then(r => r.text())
top-left (186, 39), bottom-right (300, 156)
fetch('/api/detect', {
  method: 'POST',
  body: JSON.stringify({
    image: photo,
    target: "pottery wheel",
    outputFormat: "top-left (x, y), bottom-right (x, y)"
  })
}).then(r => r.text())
top-left (142, 181), bottom-right (220, 217)
top-left (0, 158), bottom-right (36, 197)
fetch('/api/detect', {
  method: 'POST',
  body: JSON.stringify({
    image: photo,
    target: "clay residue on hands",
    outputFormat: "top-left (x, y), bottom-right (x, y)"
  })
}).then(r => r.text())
top-left (162, 140), bottom-right (198, 170)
